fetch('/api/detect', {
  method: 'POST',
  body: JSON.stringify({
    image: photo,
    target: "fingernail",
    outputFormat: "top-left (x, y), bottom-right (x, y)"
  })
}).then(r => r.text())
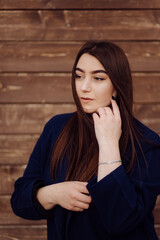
top-left (112, 96), bottom-right (116, 100)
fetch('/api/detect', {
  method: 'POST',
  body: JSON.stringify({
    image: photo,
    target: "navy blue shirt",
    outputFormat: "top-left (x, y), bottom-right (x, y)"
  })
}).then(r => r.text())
top-left (11, 113), bottom-right (160, 240)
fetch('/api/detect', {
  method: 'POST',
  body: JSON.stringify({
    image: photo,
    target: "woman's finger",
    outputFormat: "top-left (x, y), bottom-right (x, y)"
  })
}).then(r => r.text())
top-left (97, 107), bottom-right (106, 117)
top-left (76, 181), bottom-right (88, 186)
top-left (104, 106), bottom-right (113, 117)
top-left (92, 112), bottom-right (100, 122)
top-left (76, 201), bottom-right (90, 210)
top-left (79, 185), bottom-right (90, 195)
top-left (77, 192), bottom-right (92, 204)
top-left (73, 207), bottom-right (84, 212)
top-left (75, 182), bottom-right (90, 195)
top-left (111, 98), bottom-right (121, 117)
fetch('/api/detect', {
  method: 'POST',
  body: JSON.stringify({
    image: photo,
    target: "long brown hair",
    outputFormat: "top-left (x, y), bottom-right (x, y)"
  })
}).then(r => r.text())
top-left (50, 40), bottom-right (152, 181)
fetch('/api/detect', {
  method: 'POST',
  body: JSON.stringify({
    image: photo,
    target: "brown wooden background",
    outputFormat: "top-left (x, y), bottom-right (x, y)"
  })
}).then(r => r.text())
top-left (0, 1), bottom-right (160, 239)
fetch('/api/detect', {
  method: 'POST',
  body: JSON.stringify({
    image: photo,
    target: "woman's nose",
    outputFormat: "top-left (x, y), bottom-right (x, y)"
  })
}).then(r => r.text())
top-left (81, 79), bottom-right (91, 92)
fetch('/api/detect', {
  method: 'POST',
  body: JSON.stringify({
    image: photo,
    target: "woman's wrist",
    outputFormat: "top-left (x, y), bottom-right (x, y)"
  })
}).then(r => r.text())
top-left (97, 145), bottom-right (121, 182)
top-left (98, 160), bottom-right (122, 165)
top-left (98, 140), bottom-right (119, 150)
top-left (99, 142), bottom-right (120, 155)
top-left (37, 185), bottom-right (58, 210)
top-left (98, 142), bottom-right (121, 164)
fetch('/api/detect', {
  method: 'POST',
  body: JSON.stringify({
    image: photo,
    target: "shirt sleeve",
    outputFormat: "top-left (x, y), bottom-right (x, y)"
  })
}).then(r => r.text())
top-left (10, 121), bottom-right (56, 220)
top-left (86, 146), bottom-right (160, 236)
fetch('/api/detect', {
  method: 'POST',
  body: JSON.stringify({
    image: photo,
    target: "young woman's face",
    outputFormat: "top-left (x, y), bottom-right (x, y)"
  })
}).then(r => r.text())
top-left (75, 53), bottom-right (117, 113)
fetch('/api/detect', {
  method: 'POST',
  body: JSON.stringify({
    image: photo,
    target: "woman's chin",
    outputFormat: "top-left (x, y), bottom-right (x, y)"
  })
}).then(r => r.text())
top-left (82, 104), bottom-right (110, 114)
top-left (83, 107), bottom-right (97, 114)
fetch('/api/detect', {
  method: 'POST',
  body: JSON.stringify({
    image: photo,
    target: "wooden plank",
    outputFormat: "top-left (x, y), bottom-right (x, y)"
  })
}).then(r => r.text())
top-left (156, 195), bottom-right (160, 206)
top-left (0, 225), bottom-right (47, 240)
top-left (0, 196), bottom-right (45, 225)
top-left (0, 103), bottom-right (159, 134)
top-left (0, 103), bottom-right (76, 134)
top-left (0, 165), bottom-right (26, 195)
top-left (155, 225), bottom-right (160, 239)
top-left (0, 0), bottom-right (160, 9)
top-left (0, 73), bottom-right (160, 103)
top-left (0, 10), bottom-right (160, 41)
top-left (0, 134), bottom-right (39, 164)
top-left (0, 227), bottom-right (159, 240)
top-left (133, 103), bottom-right (160, 132)
top-left (154, 208), bottom-right (160, 225)
top-left (132, 73), bottom-right (160, 103)
top-left (0, 226), bottom-right (159, 240)
top-left (0, 73), bottom-right (73, 103)
top-left (154, 196), bottom-right (160, 225)
top-left (0, 42), bottom-right (79, 72)
top-left (0, 42), bottom-right (160, 72)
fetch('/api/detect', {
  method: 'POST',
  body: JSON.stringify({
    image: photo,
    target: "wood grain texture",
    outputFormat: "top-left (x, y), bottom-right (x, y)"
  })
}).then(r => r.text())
top-left (155, 225), bottom-right (160, 239)
top-left (0, 103), bottom-right (159, 134)
top-left (0, 73), bottom-right (160, 103)
top-left (133, 103), bottom-right (160, 132)
top-left (154, 196), bottom-right (160, 225)
top-left (0, 165), bottom-right (26, 195)
top-left (1, 42), bottom-right (160, 72)
top-left (0, 225), bottom-right (47, 240)
top-left (0, 42), bottom-right (79, 72)
top-left (0, 225), bottom-right (159, 240)
top-left (0, 196), bottom-right (45, 225)
top-left (0, 10), bottom-right (160, 41)
top-left (0, 225), bottom-right (159, 239)
top-left (0, 134), bottom-right (39, 164)
top-left (0, 0), bottom-right (160, 9)
top-left (0, 73), bottom-right (73, 103)
top-left (0, 103), bottom-right (76, 134)
top-left (132, 73), bottom-right (160, 103)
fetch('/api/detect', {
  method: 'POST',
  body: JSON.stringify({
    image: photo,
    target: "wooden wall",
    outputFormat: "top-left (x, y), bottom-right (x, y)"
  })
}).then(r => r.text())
top-left (0, 1), bottom-right (160, 239)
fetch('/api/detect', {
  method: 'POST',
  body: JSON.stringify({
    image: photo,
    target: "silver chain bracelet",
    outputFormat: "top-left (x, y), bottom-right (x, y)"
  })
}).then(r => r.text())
top-left (98, 160), bottom-right (122, 165)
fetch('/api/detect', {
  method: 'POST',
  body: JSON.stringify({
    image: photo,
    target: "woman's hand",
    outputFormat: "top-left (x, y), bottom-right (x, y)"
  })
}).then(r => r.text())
top-left (92, 98), bottom-right (122, 147)
top-left (37, 181), bottom-right (92, 212)
top-left (56, 181), bottom-right (92, 212)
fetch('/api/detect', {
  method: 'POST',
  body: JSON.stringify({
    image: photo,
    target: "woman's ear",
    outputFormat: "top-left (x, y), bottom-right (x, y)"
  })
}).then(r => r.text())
top-left (112, 90), bottom-right (117, 98)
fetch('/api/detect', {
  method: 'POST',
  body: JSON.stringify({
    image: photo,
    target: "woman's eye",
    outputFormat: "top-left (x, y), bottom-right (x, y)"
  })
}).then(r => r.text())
top-left (95, 77), bottom-right (105, 81)
top-left (75, 74), bottom-right (82, 79)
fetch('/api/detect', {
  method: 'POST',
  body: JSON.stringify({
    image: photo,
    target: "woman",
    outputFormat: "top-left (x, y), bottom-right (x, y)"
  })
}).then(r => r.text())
top-left (11, 40), bottom-right (160, 240)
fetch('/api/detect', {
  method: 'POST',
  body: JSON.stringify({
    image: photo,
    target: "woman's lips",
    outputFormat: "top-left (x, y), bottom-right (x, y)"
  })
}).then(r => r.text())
top-left (81, 97), bottom-right (93, 103)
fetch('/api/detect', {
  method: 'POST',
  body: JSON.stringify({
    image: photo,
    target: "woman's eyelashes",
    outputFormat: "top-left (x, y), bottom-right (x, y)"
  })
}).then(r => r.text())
top-left (94, 77), bottom-right (105, 81)
top-left (75, 74), bottom-right (105, 81)
top-left (75, 74), bottom-right (82, 79)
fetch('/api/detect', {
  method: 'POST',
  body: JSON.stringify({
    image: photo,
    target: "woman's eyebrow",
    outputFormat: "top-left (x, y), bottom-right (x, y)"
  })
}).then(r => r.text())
top-left (75, 67), bottom-right (107, 74)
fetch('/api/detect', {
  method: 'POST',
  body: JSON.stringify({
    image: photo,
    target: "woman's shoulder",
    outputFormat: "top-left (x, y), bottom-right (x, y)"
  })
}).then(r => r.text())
top-left (133, 117), bottom-right (160, 154)
top-left (133, 117), bottom-right (160, 144)
top-left (128, 118), bottom-right (160, 181)
top-left (46, 112), bottom-right (75, 126)
top-left (43, 112), bottom-right (75, 134)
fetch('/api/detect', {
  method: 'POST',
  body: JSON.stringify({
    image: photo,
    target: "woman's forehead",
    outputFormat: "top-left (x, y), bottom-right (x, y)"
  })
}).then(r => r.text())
top-left (76, 53), bottom-right (106, 72)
